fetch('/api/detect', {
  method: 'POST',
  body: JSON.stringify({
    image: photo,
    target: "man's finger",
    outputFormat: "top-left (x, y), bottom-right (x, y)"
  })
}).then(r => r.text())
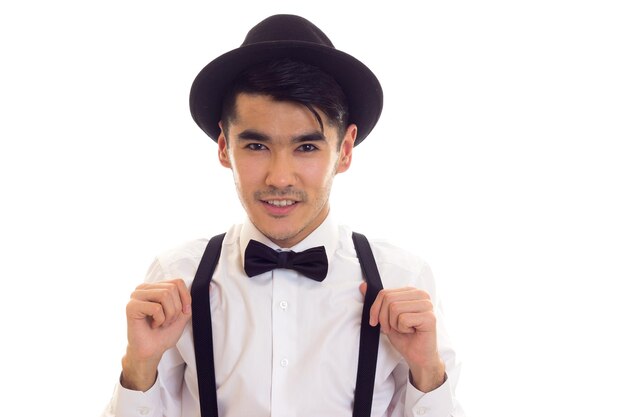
top-left (131, 288), bottom-right (180, 325)
top-left (369, 288), bottom-right (385, 327)
top-left (371, 288), bottom-right (432, 332)
top-left (396, 311), bottom-right (437, 334)
top-left (127, 300), bottom-right (166, 328)
top-left (388, 299), bottom-right (434, 331)
top-left (172, 279), bottom-right (192, 315)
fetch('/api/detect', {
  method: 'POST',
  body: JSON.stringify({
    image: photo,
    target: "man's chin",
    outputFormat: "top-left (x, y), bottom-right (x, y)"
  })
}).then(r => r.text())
top-left (262, 229), bottom-right (300, 247)
top-left (254, 220), bottom-right (304, 248)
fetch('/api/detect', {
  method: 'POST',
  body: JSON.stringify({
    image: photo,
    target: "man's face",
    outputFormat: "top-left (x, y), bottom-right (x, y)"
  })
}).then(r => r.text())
top-left (218, 93), bottom-right (356, 248)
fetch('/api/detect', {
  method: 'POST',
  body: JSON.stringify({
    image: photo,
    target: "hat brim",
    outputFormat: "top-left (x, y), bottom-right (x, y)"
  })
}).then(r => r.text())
top-left (189, 41), bottom-right (383, 146)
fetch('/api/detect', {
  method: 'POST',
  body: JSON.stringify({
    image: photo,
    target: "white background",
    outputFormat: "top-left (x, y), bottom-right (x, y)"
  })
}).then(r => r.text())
top-left (1, 1), bottom-right (625, 416)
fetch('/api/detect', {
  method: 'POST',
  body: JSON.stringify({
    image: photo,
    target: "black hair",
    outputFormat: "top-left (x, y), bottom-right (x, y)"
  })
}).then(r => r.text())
top-left (220, 58), bottom-right (349, 146)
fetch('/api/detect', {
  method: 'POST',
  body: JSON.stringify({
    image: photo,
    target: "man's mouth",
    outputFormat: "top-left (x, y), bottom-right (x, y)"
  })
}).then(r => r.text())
top-left (264, 199), bottom-right (297, 207)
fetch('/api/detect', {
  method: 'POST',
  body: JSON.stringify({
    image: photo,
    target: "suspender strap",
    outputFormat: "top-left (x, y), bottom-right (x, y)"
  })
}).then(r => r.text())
top-left (352, 232), bottom-right (384, 417)
top-left (191, 233), bottom-right (225, 417)
top-left (191, 232), bottom-right (384, 417)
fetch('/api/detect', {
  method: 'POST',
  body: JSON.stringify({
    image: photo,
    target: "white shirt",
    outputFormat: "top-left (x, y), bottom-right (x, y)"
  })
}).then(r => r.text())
top-left (103, 216), bottom-right (463, 417)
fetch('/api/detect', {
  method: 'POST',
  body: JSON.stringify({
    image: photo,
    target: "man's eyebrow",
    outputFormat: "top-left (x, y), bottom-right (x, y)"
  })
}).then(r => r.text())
top-left (292, 132), bottom-right (327, 143)
top-left (236, 130), bottom-right (270, 142)
top-left (235, 130), bottom-right (327, 143)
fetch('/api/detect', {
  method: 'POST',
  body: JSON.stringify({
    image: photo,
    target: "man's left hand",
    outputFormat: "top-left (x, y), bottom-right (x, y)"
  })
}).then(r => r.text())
top-left (360, 283), bottom-right (446, 392)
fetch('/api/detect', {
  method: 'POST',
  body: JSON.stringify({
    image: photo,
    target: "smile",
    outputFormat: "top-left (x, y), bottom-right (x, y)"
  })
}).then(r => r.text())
top-left (264, 200), bottom-right (296, 207)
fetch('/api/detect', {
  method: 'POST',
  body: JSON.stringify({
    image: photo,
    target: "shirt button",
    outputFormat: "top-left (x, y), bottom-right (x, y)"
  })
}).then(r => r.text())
top-left (138, 407), bottom-right (151, 415)
top-left (280, 358), bottom-right (289, 367)
top-left (279, 300), bottom-right (288, 310)
top-left (416, 407), bottom-right (428, 415)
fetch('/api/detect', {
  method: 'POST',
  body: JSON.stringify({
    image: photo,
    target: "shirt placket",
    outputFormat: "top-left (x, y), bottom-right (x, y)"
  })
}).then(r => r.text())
top-left (270, 265), bottom-right (299, 417)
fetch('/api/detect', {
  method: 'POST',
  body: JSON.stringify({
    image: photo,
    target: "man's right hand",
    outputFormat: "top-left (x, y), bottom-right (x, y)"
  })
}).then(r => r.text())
top-left (121, 279), bottom-right (192, 391)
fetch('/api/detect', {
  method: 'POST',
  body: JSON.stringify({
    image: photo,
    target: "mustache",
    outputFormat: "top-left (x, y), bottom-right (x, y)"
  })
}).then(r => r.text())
top-left (255, 188), bottom-right (307, 201)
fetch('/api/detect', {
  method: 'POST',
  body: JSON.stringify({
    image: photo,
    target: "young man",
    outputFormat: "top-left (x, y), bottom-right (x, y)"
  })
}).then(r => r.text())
top-left (104, 15), bottom-right (463, 417)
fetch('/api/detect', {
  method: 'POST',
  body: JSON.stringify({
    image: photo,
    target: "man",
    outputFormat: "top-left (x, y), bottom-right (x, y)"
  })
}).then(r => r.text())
top-left (104, 14), bottom-right (463, 417)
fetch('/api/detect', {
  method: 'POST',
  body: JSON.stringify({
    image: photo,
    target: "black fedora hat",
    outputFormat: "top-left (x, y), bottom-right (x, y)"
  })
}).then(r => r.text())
top-left (189, 14), bottom-right (383, 146)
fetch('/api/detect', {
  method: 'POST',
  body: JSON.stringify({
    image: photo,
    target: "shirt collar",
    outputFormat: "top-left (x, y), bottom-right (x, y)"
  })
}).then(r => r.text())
top-left (239, 213), bottom-right (339, 267)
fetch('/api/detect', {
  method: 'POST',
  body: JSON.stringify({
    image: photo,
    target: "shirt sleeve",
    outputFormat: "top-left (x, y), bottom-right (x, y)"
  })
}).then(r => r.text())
top-left (101, 259), bottom-right (187, 417)
top-left (404, 374), bottom-right (459, 417)
top-left (102, 378), bottom-right (164, 417)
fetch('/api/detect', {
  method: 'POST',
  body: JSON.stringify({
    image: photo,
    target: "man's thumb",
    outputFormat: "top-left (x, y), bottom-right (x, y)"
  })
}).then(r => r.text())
top-left (359, 282), bottom-right (367, 297)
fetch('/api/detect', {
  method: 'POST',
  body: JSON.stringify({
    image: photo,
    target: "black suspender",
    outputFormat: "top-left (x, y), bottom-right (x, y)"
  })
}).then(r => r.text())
top-left (190, 232), bottom-right (384, 417)
top-left (351, 232), bottom-right (384, 417)
top-left (190, 233), bottom-right (225, 417)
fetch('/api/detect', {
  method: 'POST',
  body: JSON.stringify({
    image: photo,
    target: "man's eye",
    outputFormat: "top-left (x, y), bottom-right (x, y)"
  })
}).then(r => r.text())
top-left (298, 144), bottom-right (318, 152)
top-left (246, 143), bottom-right (267, 151)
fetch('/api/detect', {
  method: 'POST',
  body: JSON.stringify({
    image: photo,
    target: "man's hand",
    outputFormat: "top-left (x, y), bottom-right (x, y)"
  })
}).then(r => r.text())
top-left (360, 283), bottom-right (445, 392)
top-left (121, 279), bottom-right (192, 391)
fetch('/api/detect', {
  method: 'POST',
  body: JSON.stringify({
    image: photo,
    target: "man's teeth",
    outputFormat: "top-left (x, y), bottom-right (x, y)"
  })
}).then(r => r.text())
top-left (266, 200), bottom-right (295, 207)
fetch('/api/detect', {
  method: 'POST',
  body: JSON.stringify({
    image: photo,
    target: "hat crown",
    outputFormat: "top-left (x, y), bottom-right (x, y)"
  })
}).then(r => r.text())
top-left (190, 14), bottom-right (382, 146)
top-left (242, 14), bottom-right (334, 48)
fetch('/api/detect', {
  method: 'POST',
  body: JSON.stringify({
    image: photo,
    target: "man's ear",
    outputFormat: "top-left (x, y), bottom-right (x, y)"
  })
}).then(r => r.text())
top-left (336, 124), bottom-right (357, 174)
top-left (217, 121), bottom-right (231, 169)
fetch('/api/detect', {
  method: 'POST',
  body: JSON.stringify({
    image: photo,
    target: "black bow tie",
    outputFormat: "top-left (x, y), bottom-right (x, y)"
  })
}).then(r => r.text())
top-left (244, 239), bottom-right (328, 282)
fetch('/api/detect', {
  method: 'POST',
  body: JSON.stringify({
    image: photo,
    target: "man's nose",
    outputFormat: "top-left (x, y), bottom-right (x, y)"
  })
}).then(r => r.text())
top-left (265, 151), bottom-right (297, 189)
